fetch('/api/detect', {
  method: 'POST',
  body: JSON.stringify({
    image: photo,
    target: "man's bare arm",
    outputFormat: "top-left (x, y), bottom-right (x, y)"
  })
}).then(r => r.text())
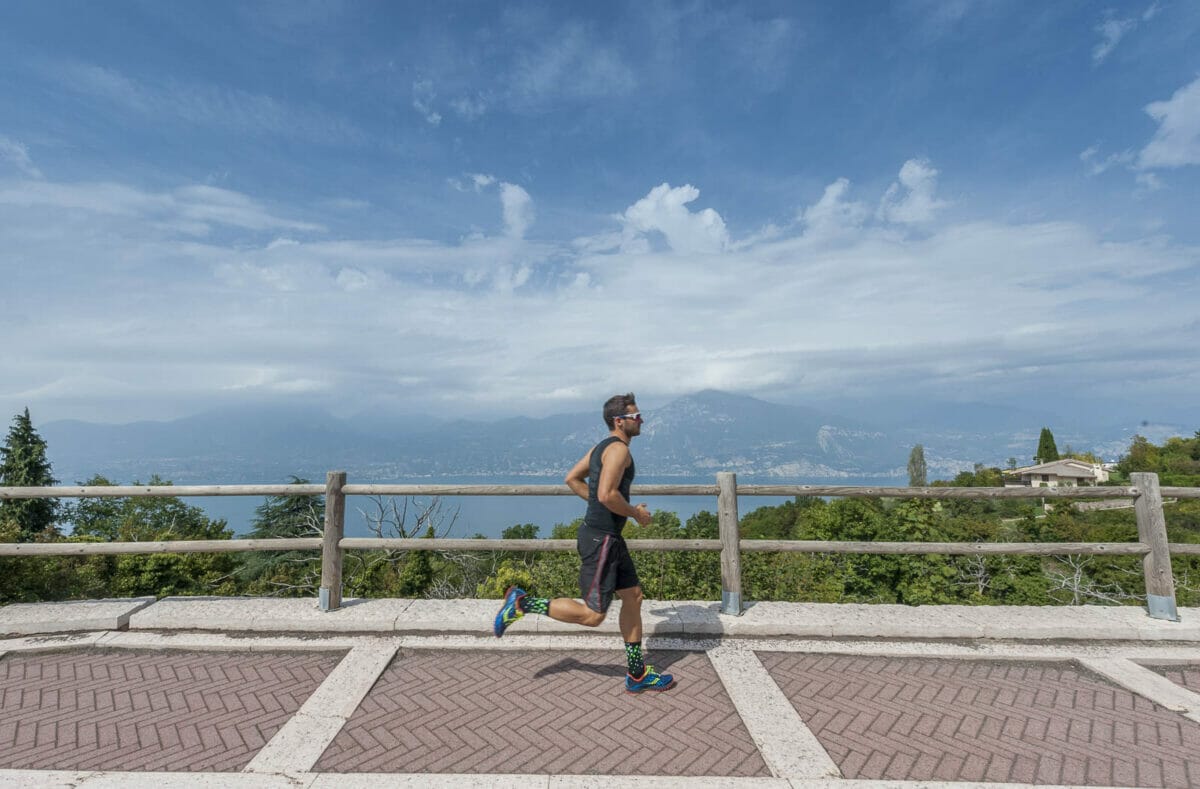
top-left (564, 450), bottom-right (592, 501)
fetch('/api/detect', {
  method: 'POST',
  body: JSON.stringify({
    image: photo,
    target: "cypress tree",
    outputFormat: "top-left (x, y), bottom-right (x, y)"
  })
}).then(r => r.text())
top-left (0, 408), bottom-right (59, 541)
top-left (1035, 427), bottom-right (1060, 464)
top-left (907, 444), bottom-right (927, 487)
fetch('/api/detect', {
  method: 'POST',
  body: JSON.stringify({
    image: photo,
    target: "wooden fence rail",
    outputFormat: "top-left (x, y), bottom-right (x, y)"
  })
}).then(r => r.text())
top-left (1, 471), bottom-right (1193, 621)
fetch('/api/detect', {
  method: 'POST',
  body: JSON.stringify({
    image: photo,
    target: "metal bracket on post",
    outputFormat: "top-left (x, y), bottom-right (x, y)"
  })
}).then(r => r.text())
top-left (1146, 594), bottom-right (1179, 622)
top-left (319, 587), bottom-right (332, 613)
top-left (721, 590), bottom-right (742, 617)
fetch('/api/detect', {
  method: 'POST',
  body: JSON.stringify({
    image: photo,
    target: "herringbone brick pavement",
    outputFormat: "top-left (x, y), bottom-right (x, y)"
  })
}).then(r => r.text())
top-left (758, 653), bottom-right (1200, 788)
top-left (0, 649), bottom-right (344, 771)
top-left (315, 648), bottom-right (768, 776)
top-left (1139, 663), bottom-right (1200, 694)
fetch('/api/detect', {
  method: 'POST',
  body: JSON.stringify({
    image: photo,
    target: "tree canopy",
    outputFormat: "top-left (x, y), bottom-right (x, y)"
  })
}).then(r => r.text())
top-left (0, 408), bottom-right (58, 541)
top-left (1036, 427), bottom-right (1059, 463)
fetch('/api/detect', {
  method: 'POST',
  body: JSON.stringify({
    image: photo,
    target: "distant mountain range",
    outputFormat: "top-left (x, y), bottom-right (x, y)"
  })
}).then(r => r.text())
top-left (36, 390), bottom-right (1194, 488)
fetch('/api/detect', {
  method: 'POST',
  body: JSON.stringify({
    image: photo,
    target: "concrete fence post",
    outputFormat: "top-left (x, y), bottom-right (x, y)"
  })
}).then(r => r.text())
top-left (717, 471), bottom-right (743, 615)
top-left (1132, 472), bottom-right (1178, 621)
top-left (320, 470), bottom-right (347, 612)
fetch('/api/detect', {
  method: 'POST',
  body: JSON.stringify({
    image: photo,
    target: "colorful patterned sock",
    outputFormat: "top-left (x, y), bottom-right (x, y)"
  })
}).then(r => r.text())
top-left (523, 597), bottom-right (550, 615)
top-left (625, 641), bottom-right (645, 677)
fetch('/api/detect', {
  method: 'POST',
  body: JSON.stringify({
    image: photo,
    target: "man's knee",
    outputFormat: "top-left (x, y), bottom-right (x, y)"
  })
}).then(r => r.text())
top-left (617, 586), bottom-right (643, 606)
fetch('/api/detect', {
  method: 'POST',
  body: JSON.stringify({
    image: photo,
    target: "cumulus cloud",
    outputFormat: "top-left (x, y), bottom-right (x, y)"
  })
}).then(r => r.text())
top-left (1138, 75), bottom-right (1200, 169)
top-left (0, 136), bottom-right (43, 178)
top-left (801, 178), bottom-right (869, 240)
top-left (500, 183), bottom-right (534, 238)
top-left (878, 159), bottom-right (947, 224)
top-left (620, 183), bottom-right (728, 254)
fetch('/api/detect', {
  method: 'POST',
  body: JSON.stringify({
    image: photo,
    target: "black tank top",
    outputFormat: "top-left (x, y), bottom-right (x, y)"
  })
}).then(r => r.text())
top-left (583, 436), bottom-right (635, 534)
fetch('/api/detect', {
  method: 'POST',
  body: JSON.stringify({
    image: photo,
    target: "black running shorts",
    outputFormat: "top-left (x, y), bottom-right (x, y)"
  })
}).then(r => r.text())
top-left (577, 522), bottom-right (640, 614)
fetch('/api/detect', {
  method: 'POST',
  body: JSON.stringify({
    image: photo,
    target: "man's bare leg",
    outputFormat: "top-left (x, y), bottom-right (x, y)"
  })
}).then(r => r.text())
top-left (615, 585), bottom-right (643, 644)
top-left (545, 597), bottom-right (606, 627)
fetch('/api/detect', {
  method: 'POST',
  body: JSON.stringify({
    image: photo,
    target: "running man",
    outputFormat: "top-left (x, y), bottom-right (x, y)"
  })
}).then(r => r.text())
top-left (493, 392), bottom-right (675, 693)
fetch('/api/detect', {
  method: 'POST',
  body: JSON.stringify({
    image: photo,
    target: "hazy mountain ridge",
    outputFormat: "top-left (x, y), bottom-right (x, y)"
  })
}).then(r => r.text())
top-left (35, 390), bottom-right (1193, 487)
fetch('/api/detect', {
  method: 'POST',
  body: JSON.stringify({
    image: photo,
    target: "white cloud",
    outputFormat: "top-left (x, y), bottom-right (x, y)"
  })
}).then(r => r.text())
top-left (1080, 145), bottom-right (1136, 175)
top-left (0, 136), bottom-right (43, 179)
top-left (801, 178), bottom-right (868, 240)
top-left (1092, 15), bottom-right (1137, 65)
top-left (1138, 75), bottom-right (1200, 169)
top-left (0, 180), bottom-right (320, 234)
top-left (1092, 4), bottom-right (1158, 65)
top-left (878, 159), bottom-right (947, 224)
top-left (620, 183), bottom-right (728, 254)
top-left (412, 79), bottom-right (442, 125)
top-left (1134, 171), bottom-right (1164, 197)
top-left (510, 23), bottom-right (636, 105)
top-left (52, 61), bottom-right (365, 144)
top-left (450, 94), bottom-right (488, 120)
top-left (335, 267), bottom-right (371, 292)
top-left (500, 183), bottom-right (534, 239)
top-left (3, 168), bottom-right (1198, 424)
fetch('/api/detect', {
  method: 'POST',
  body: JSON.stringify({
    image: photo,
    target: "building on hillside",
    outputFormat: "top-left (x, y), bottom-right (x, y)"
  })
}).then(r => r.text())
top-left (1003, 459), bottom-right (1110, 488)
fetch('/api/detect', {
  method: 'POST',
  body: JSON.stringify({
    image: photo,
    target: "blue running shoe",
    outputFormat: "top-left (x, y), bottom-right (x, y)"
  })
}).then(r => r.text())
top-left (625, 664), bottom-right (675, 693)
top-left (493, 585), bottom-right (526, 637)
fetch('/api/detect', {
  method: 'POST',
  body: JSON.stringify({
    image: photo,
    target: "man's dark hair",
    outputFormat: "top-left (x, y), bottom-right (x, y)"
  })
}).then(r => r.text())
top-left (603, 392), bottom-right (637, 429)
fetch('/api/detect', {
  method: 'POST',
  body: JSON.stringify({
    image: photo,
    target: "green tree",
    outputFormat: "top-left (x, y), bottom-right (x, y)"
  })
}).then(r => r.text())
top-left (0, 408), bottom-right (59, 541)
top-left (1036, 427), bottom-right (1059, 463)
top-left (62, 475), bottom-right (237, 597)
top-left (907, 444), bottom-right (927, 487)
top-left (236, 478), bottom-right (324, 592)
top-left (396, 526), bottom-right (435, 596)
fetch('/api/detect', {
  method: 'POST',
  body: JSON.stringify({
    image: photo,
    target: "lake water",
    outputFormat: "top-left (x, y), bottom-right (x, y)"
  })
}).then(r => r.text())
top-left (187, 474), bottom-right (905, 539)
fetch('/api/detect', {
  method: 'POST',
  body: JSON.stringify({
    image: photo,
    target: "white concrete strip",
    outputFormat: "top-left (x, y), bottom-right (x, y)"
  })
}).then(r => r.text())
top-left (0, 770), bottom-right (98, 788)
top-left (4, 628), bottom-right (1200, 665)
top-left (0, 631), bottom-right (107, 653)
top-left (308, 775), bottom-right (549, 788)
top-left (244, 642), bottom-right (400, 774)
top-left (0, 772), bottom-right (313, 788)
top-left (708, 644), bottom-right (841, 780)
top-left (394, 632), bottom-right (1200, 666)
top-left (111, 595), bottom-right (1200, 642)
top-left (787, 777), bottom-right (1123, 781)
top-left (1079, 656), bottom-right (1200, 724)
top-left (0, 596), bottom-right (154, 636)
top-left (97, 629), bottom-right (379, 652)
top-left (128, 596), bottom-right (413, 632)
top-left (550, 778), bottom-right (787, 788)
top-left (90, 773), bottom-right (314, 788)
top-left (722, 635), bottom-right (1200, 663)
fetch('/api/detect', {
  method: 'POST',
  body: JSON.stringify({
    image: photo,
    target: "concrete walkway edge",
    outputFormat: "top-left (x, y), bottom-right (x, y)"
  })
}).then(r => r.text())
top-left (5, 595), bottom-right (1198, 641)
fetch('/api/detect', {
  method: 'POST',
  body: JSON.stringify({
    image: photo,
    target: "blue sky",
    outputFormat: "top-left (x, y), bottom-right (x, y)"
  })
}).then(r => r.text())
top-left (1, 1), bottom-right (1198, 426)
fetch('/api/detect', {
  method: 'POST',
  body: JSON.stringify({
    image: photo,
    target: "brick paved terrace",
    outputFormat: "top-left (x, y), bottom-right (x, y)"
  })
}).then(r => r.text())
top-left (2, 596), bottom-right (1200, 788)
